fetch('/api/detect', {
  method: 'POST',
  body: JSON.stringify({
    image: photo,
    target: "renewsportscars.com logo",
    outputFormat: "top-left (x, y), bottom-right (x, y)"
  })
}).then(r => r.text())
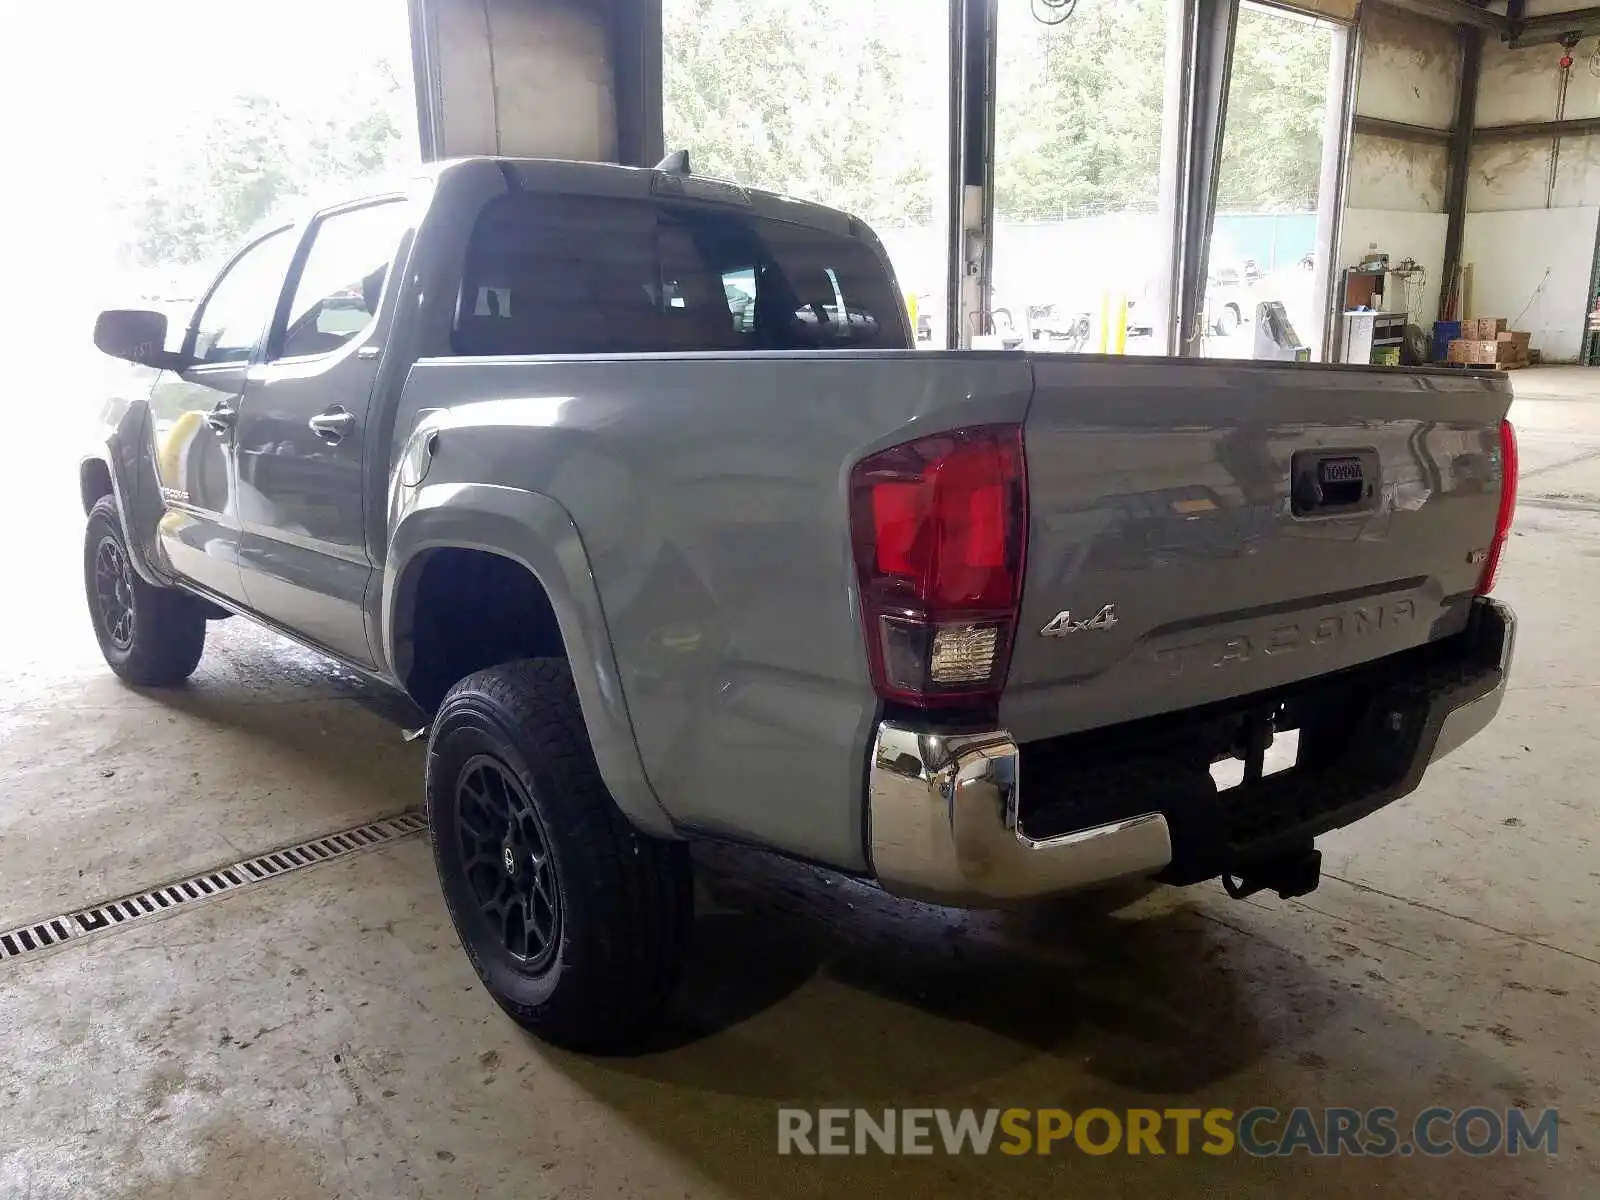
top-left (777, 1106), bottom-right (1559, 1158)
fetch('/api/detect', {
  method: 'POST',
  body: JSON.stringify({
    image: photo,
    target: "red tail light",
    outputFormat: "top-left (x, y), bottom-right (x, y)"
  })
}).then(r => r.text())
top-left (1477, 418), bottom-right (1517, 595)
top-left (849, 424), bottom-right (1027, 708)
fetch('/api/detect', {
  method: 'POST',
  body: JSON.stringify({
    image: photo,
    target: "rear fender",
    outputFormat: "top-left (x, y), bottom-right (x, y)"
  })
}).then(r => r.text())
top-left (384, 482), bottom-right (676, 838)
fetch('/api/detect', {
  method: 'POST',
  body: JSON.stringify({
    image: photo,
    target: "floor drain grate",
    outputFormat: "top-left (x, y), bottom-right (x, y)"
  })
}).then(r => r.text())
top-left (0, 918), bottom-right (75, 961)
top-left (0, 812), bottom-right (426, 965)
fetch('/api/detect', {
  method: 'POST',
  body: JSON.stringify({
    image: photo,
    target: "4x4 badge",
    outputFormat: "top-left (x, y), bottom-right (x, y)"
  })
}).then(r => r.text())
top-left (1040, 604), bottom-right (1118, 637)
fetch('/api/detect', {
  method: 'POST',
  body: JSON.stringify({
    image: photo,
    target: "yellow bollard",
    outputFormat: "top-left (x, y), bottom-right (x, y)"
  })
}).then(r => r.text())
top-left (1098, 292), bottom-right (1130, 355)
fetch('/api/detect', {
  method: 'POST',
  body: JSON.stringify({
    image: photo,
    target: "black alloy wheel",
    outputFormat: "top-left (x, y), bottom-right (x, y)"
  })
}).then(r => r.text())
top-left (455, 753), bottom-right (562, 971)
top-left (92, 535), bottom-right (136, 651)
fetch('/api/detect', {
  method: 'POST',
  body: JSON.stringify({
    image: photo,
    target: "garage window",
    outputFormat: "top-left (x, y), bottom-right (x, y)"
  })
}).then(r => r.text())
top-left (452, 193), bottom-right (903, 356)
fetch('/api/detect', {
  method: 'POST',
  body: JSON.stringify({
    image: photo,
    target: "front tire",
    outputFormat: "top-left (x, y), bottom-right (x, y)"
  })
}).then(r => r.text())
top-left (426, 659), bottom-right (693, 1052)
top-left (84, 496), bottom-right (206, 686)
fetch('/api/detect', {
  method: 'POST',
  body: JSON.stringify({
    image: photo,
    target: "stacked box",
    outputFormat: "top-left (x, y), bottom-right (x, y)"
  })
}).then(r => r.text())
top-left (1461, 317), bottom-right (1509, 340)
top-left (1496, 330), bottom-right (1531, 369)
top-left (1448, 339), bottom-right (1501, 366)
top-left (1448, 333), bottom-right (1530, 368)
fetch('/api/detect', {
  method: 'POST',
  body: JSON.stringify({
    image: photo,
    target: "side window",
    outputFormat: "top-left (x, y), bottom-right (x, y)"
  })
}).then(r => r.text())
top-left (276, 201), bottom-right (407, 361)
top-left (190, 229), bottom-right (294, 365)
top-left (453, 194), bottom-right (663, 356)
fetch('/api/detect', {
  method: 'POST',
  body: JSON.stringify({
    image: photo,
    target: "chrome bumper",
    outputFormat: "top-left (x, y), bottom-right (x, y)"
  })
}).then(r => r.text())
top-left (867, 725), bottom-right (1172, 906)
top-left (866, 599), bottom-right (1514, 907)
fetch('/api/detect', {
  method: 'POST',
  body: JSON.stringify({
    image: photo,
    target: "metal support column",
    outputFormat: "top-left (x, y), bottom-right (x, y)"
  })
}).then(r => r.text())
top-left (406, 0), bottom-right (621, 162)
top-left (947, 0), bottom-right (998, 350)
top-left (408, 0), bottom-right (444, 161)
top-left (1439, 26), bottom-right (1483, 322)
top-left (612, 0), bottom-right (663, 168)
top-left (1173, 0), bottom-right (1239, 357)
top-left (1315, 18), bottom-right (1360, 360)
top-left (1151, 0), bottom-right (1190, 357)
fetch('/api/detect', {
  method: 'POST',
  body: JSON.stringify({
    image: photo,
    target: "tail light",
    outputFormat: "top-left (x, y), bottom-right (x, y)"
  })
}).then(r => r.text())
top-left (849, 424), bottom-right (1027, 708)
top-left (1477, 418), bottom-right (1518, 595)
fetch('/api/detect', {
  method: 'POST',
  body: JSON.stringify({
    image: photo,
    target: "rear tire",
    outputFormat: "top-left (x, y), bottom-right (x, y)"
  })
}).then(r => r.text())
top-left (426, 658), bottom-right (693, 1052)
top-left (84, 496), bottom-right (206, 686)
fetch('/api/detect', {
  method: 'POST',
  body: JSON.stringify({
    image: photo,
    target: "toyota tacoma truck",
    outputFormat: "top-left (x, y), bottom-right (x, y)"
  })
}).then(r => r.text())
top-left (83, 155), bottom-right (1517, 1051)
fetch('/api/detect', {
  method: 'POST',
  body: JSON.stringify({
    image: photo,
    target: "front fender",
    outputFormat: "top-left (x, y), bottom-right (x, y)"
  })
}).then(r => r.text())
top-left (384, 482), bottom-right (676, 838)
top-left (94, 403), bottom-right (171, 586)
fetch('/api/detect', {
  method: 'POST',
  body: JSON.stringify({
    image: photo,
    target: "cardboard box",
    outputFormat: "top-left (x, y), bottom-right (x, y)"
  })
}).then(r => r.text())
top-left (1449, 339), bottom-right (1501, 365)
top-left (1496, 331), bottom-right (1530, 370)
top-left (1462, 317), bottom-right (1508, 340)
top-left (1449, 336), bottom-right (1528, 368)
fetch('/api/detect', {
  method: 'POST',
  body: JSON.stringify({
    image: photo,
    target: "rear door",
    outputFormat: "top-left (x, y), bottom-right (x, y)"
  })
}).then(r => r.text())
top-left (150, 227), bottom-right (295, 604)
top-left (234, 198), bottom-right (410, 665)
top-left (1001, 356), bottom-right (1512, 744)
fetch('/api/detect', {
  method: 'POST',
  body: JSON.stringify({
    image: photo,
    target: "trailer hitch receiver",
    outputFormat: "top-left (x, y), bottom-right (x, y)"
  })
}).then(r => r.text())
top-left (1222, 846), bottom-right (1322, 901)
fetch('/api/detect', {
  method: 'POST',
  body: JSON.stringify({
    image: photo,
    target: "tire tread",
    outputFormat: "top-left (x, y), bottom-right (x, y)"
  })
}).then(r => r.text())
top-left (427, 658), bottom-right (691, 1052)
top-left (85, 496), bottom-right (205, 686)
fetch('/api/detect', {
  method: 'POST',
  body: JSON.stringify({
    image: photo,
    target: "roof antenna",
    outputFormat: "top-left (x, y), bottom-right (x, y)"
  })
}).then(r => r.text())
top-left (655, 149), bottom-right (692, 175)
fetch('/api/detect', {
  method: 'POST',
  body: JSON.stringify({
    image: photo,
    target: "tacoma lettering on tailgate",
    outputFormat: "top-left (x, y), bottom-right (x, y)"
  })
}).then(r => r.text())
top-left (1152, 599), bottom-right (1416, 679)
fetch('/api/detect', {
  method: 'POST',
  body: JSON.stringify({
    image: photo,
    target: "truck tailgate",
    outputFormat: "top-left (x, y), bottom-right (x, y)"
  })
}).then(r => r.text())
top-left (1001, 357), bottom-right (1513, 744)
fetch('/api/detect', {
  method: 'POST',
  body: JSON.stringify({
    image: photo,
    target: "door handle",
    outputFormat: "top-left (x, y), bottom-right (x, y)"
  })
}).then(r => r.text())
top-left (204, 402), bottom-right (237, 436)
top-left (308, 406), bottom-right (358, 445)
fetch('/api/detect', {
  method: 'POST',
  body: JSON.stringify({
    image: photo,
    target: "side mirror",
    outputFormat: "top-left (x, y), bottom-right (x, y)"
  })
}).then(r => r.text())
top-left (93, 309), bottom-right (189, 370)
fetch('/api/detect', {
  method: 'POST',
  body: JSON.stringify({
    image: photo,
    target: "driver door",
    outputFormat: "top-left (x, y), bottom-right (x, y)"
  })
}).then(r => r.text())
top-left (233, 198), bottom-right (410, 666)
top-left (150, 227), bottom-right (294, 604)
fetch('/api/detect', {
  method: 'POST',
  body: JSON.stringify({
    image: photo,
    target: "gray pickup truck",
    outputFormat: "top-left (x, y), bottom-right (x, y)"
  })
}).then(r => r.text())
top-left (84, 155), bottom-right (1517, 1051)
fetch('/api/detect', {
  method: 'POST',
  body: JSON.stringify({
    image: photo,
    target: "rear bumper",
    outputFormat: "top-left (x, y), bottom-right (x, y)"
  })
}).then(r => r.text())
top-left (867, 598), bottom-right (1514, 906)
top-left (1431, 601), bottom-right (1516, 760)
top-left (868, 725), bottom-right (1173, 905)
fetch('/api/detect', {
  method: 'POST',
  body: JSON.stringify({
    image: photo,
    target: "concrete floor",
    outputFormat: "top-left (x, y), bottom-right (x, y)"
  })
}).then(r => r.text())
top-left (2, 367), bottom-right (1598, 1197)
